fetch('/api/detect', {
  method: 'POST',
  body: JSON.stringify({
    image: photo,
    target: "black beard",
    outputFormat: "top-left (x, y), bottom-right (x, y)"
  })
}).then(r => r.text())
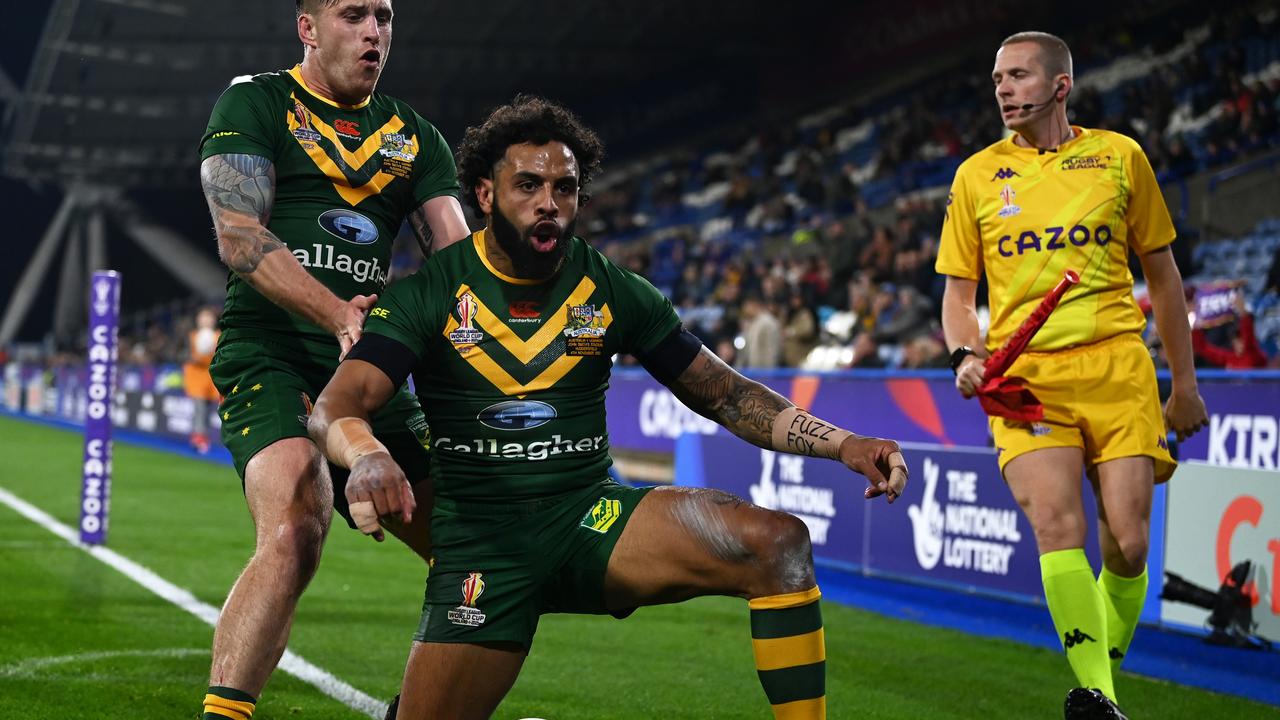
top-left (490, 196), bottom-right (573, 279)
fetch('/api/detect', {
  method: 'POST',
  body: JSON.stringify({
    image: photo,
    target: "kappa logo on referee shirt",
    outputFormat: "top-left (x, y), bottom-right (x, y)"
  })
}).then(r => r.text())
top-left (991, 167), bottom-right (1020, 181)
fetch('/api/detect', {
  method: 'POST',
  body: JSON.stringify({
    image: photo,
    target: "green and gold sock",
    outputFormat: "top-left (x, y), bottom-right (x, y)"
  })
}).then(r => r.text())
top-left (203, 686), bottom-right (256, 720)
top-left (1099, 564), bottom-right (1148, 672)
top-left (749, 586), bottom-right (826, 719)
top-left (1041, 548), bottom-right (1115, 701)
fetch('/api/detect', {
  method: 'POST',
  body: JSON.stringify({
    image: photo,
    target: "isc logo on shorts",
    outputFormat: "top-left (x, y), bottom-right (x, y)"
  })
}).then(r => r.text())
top-left (580, 498), bottom-right (622, 534)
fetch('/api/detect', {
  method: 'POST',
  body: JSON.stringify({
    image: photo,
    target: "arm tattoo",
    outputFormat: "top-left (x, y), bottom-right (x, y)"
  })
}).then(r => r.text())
top-left (200, 154), bottom-right (286, 276)
top-left (408, 204), bottom-right (434, 258)
top-left (201, 154), bottom-right (274, 220)
top-left (669, 349), bottom-right (791, 447)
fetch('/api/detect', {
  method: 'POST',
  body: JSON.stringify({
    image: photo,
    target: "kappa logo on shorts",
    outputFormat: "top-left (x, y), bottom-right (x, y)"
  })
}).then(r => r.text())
top-left (580, 498), bottom-right (622, 534)
top-left (447, 572), bottom-right (487, 627)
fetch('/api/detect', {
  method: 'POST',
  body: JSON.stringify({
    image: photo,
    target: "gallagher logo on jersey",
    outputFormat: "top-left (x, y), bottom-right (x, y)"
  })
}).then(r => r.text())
top-left (317, 209), bottom-right (379, 245)
top-left (477, 400), bottom-right (557, 431)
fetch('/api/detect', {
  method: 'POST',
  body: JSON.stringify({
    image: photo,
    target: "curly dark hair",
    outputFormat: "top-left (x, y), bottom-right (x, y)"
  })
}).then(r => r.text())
top-left (456, 94), bottom-right (605, 215)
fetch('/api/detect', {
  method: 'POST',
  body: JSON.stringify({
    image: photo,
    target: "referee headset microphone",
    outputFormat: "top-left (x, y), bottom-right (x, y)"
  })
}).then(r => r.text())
top-left (1019, 81), bottom-right (1066, 113)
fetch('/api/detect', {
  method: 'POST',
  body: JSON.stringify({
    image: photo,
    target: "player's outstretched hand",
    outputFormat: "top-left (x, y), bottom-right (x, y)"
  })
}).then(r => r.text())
top-left (345, 451), bottom-right (415, 542)
top-left (839, 436), bottom-right (908, 504)
top-left (955, 354), bottom-right (985, 399)
top-left (1164, 385), bottom-right (1209, 442)
top-left (334, 293), bottom-right (379, 361)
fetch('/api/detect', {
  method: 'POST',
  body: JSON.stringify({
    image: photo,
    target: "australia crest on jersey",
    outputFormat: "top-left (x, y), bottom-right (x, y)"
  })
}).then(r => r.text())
top-left (290, 101), bottom-right (322, 146)
top-left (447, 572), bottom-right (487, 627)
top-left (563, 304), bottom-right (606, 356)
top-left (378, 130), bottom-right (416, 179)
top-left (997, 183), bottom-right (1021, 218)
top-left (448, 292), bottom-right (484, 352)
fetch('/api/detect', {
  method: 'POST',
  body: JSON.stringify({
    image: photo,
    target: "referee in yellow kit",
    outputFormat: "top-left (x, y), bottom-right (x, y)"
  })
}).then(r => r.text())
top-left (936, 31), bottom-right (1208, 720)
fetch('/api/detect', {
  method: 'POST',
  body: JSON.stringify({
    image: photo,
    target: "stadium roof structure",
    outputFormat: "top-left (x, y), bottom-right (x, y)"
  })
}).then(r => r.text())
top-left (0, 0), bottom-right (782, 344)
top-left (0, 0), bottom-right (778, 191)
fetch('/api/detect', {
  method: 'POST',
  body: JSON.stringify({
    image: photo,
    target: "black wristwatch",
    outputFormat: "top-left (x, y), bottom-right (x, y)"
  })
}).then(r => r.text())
top-left (948, 346), bottom-right (976, 375)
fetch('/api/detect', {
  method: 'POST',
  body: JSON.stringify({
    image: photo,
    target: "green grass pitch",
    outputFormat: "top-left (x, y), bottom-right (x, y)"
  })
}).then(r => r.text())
top-left (0, 415), bottom-right (1275, 719)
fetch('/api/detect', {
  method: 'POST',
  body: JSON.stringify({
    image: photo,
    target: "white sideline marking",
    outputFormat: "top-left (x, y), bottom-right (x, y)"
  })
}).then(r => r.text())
top-left (0, 486), bottom-right (387, 718)
top-left (0, 648), bottom-right (207, 677)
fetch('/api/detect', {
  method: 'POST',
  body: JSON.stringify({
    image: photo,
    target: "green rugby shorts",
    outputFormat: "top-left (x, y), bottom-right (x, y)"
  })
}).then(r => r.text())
top-left (210, 338), bottom-right (430, 527)
top-left (415, 480), bottom-right (654, 649)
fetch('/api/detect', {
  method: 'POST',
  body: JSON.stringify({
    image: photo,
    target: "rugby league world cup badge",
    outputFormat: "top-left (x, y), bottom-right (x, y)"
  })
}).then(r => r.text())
top-left (447, 572), bottom-right (487, 627)
top-left (449, 292), bottom-right (484, 353)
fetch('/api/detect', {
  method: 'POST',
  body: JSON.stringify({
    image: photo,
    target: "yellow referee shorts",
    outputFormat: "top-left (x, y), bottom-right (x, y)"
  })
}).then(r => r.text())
top-left (990, 332), bottom-right (1176, 483)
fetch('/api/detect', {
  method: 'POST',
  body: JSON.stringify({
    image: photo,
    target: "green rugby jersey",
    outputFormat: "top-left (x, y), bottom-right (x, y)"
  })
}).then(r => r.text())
top-left (198, 65), bottom-right (459, 354)
top-left (362, 231), bottom-right (681, 501)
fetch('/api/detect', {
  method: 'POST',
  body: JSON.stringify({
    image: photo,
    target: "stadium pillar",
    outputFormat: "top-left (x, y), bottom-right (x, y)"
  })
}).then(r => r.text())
top-left (0, 189), bottom-right (78, 346)
top-left (53, 209), bottom-right (85, 341)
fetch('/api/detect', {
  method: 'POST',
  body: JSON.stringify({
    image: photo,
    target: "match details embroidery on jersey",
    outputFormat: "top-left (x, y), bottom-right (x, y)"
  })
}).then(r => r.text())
top-left (440, 277), bottom-right (613, 397)
top-left (285, 93), bottom-right (416, 205)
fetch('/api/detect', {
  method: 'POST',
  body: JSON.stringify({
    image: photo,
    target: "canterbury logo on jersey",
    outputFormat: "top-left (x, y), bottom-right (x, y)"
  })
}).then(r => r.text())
top-left (441, 276), bottom-right (613, 397)
top-left (285, 93), bottom-right (415, 206)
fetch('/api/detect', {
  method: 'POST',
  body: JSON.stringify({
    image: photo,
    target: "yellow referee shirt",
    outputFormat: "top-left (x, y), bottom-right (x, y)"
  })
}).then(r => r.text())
top-left (935, 126), bottom-right (1175, 352)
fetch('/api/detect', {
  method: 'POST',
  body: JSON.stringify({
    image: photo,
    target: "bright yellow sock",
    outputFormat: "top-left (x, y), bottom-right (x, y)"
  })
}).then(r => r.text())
top-left (203, 686), bottom-right (256, 720)
top-left (1040, 548), bottom-right (1115, 701)
top-left (749, 586), bottom-right (826, 719)
top-left (1099, 564), bottom-right (1148, 673)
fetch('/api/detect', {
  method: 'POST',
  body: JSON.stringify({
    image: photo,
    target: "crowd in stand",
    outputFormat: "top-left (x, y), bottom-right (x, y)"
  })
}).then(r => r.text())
top-left (584, 2), bottom-right (1280, 371)
top-left (11, 3), bottom-right (1280, 375)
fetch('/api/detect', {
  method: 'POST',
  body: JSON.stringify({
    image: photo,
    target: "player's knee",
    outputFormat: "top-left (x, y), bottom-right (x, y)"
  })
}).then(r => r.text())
top-left (751, 511), bottom-right (814, 591)
top-left (257, 516), bottom-right (327, 590)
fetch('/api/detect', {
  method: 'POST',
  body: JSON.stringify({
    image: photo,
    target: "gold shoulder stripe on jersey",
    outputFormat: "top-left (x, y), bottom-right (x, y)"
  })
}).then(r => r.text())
top-left (441, 284), bottom-right (614, 397)
top-left (455, 278), bottom-right (600, 363)
top-left (286, 93), bottom-right (410, 205)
